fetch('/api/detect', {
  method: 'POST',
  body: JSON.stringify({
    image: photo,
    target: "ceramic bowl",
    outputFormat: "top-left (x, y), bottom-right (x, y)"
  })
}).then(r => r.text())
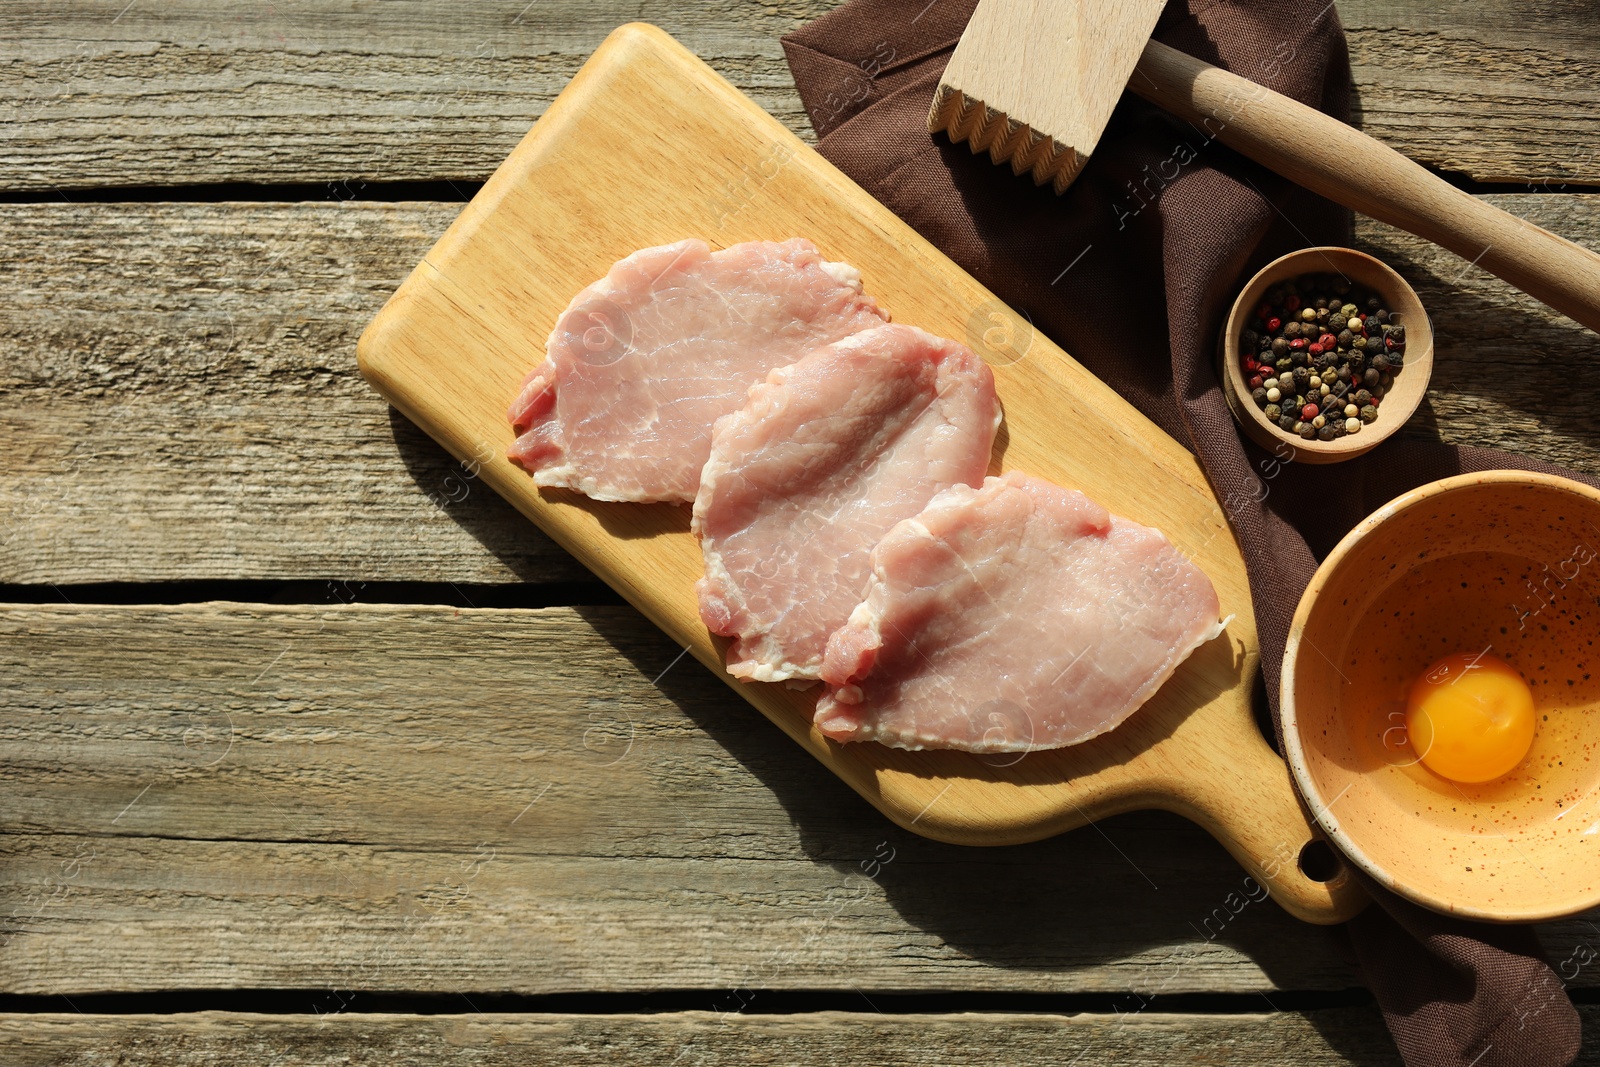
top-left (1219, 246), bottom-right (1433, 464)
top-left (1283, 470), bottom-right (1600, 921)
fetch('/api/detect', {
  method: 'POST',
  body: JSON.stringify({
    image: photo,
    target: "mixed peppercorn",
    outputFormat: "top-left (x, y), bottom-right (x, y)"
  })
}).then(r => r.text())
top-left (1239, 274), bottom-right (1408, 443)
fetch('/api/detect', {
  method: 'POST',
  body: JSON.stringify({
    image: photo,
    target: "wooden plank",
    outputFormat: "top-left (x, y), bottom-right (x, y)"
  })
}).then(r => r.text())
top-left (1340, 0), bottom-right (1600, 186)
top-left (0, 1), bottom-right (1597, 189)
top-left (4, 196), bottom-right (1598, 589)
top-left (0, 1010), bottom-right (1418, 1066)
top-left (2, 602), bottom-right (1595, 995)
top-left (1355, 194), bottom-right (1600, 470)
top-left (0, 200), bottom-right (578, 585)
top-left (0, 0), bottom-right (822, 191)
top-left (0, 600), bottom-right (1360, 995)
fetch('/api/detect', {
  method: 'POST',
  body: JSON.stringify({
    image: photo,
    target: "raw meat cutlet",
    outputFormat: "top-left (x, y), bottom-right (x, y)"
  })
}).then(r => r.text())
top-left (693, 324), bottom-right (1001, 683)
top-left (817, 471), bottom-right (1227, 752)
top-left (507, 238), bottom-right (887, 503)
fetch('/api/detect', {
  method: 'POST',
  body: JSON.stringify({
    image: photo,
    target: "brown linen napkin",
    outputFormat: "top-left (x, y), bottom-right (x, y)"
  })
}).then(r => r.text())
top-left (782, 1), bottom-right (1587, 1064)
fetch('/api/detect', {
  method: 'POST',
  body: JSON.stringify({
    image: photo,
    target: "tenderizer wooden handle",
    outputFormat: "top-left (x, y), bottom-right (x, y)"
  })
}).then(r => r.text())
top-left (1132, 40), bottom-right (1600, 334)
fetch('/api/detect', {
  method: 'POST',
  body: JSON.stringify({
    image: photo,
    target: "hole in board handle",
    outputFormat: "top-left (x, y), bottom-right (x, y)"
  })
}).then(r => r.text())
top-left (1298, 839), bottom-right (1344, 883)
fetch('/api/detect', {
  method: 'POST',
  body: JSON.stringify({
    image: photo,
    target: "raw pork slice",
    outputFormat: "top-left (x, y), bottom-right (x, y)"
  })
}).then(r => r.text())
top-left (508, 238), bottom-right (888, 503)
top-left (693, 324), bottom-right (1001, 683)
top-left (816, 471), bottom-right (1227, 752)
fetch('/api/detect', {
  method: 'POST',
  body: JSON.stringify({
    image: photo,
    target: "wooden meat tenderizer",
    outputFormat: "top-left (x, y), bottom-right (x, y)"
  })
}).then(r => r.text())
top-left (928, 0), bottom-right (1600, 334)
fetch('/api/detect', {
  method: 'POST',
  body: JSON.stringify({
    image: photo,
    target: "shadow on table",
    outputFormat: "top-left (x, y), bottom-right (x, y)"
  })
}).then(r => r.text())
top-left (572, 604), bottom-right (1387, 1059)
top-left (387, 408), bottom-right (599, 585)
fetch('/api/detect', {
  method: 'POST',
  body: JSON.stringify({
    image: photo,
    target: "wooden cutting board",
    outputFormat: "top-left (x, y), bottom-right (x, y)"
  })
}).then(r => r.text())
top-left (358, 23), bottom-right (1364, 924)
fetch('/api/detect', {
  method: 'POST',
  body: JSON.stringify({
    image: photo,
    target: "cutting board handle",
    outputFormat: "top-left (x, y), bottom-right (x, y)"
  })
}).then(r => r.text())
top-left (1159, 684), bottom-right (1366, 925)
top-left (1131, 39), bottom-right (1600, 335)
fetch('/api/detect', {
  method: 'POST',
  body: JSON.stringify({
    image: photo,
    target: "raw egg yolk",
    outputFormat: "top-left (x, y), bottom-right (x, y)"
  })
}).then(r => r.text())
top-left (1405, 651), bottom-right (1535, 784)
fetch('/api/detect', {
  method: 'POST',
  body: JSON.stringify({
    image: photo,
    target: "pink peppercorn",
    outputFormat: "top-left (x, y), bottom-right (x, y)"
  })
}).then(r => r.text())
top-left (1249, 375), bottom-right (1264, 389)
top-left (1266, 316), bottom-right (1282, 332)
top-left (1302, 403), bottom-right (1319, 419)
top-left (1290, 337), bottom-right (1308, 350)
top-left (1309, 343), bottom-right (1324, 357)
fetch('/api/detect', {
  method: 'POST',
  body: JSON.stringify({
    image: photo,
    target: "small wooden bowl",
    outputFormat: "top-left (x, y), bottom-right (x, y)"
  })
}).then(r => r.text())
top-left (1283, 471), bottom-right (1600, 921)
top-left (1219, 247), bottom-right (1433, 463)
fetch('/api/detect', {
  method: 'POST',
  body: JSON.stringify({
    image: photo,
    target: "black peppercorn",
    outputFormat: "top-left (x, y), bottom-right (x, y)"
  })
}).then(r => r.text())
top-left (1237, 273), bottom-right (1401, 444)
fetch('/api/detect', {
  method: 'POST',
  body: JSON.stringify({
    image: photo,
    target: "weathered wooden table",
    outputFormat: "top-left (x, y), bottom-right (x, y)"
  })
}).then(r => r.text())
top-left (3, 3), bottom-right (1598, 1063)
